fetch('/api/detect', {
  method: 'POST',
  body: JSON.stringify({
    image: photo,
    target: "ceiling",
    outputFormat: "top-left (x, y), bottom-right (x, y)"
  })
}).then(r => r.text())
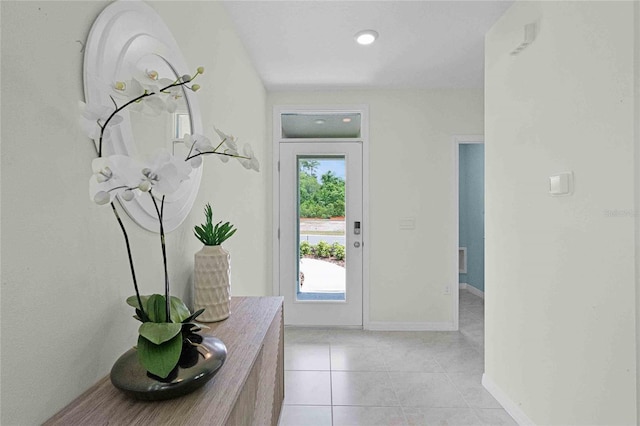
top-left (222, 0), bottom-right (514, 91)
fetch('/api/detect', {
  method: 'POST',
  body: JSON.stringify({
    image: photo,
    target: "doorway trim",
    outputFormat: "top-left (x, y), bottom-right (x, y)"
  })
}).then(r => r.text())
top-left (453, 134), bottom-right (484, 331)
top-left (272, 105), bottom-right (370, 328)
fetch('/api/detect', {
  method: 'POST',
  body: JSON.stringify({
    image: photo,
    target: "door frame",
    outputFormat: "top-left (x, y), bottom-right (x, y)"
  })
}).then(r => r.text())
top-left (272, 105), bottom-right (370, 328)
top-left (453, 134), bottom-right (484, 331)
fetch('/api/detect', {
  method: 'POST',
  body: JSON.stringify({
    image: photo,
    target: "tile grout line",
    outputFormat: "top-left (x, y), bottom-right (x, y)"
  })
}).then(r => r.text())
top-left (442, 369), bottom-right (486, 424)
top-left (283, 292), bottom-right (496, 425)
top-left (452, 291), bottom-right (490, 424)
top-left (383, 361), bottom-right (410, 425)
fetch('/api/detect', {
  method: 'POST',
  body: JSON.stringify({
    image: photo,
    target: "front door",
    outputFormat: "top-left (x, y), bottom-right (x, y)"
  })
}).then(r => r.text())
top-left (279, 141), bottom-right (363, 326)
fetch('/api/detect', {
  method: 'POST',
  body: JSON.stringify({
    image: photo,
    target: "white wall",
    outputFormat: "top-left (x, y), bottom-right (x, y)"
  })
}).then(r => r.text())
top-left (485, 1), bottom-right (638, 424)
top-left (268, 90), bottom-right (483, 327)
top-left (635, 1), bottom-right (640, 422)
top-left (0, 1), bottom-right (268, 424)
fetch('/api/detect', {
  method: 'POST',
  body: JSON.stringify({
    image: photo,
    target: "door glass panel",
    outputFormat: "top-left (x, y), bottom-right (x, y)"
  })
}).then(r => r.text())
top-left (297, 156), bottom-right (346, 301)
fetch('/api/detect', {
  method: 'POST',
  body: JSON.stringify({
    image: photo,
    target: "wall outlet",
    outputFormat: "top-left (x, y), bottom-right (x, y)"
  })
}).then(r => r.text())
top-left (444, 285), bottom-right (450, 295)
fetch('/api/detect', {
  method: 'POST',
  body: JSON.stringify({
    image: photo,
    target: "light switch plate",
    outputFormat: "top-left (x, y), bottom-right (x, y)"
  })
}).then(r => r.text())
top-left (399, 217), bottom-right (416, 230)
top-left (549, 172), bottom-right (573, 196)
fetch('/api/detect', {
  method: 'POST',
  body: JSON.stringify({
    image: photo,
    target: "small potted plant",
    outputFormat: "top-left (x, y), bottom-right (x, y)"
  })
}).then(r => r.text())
top-left (193, 203), bottom-right (237, 322)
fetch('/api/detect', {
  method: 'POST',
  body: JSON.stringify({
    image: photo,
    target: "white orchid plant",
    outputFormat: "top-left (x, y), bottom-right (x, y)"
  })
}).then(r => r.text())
top-left (81, 67), bottom-right (259, 380)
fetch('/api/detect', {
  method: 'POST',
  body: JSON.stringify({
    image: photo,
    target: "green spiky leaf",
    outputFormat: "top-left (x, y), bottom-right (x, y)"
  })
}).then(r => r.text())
top-left (194, 203), bottom-right (237, 245)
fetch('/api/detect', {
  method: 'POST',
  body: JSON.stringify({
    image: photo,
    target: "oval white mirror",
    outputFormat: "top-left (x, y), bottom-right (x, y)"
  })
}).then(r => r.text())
top-left (84, 1), bottom-right (202, 232)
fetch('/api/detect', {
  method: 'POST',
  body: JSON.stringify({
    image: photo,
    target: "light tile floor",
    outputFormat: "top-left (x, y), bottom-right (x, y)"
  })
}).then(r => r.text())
top-left (279, 290), bottom-right (517, 426)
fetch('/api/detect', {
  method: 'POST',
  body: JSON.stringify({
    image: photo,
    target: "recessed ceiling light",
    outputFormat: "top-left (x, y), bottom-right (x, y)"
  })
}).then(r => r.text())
top-left (314, 119), bottom-right (326, 125)
top-left (355, 30), bottom-right (378, 46)
top-left (342, 117), bottom-right (352, 123)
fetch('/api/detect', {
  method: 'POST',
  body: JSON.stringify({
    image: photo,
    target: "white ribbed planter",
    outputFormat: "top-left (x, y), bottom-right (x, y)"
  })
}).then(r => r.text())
top-left (193, 245), bottom-right (231, 322)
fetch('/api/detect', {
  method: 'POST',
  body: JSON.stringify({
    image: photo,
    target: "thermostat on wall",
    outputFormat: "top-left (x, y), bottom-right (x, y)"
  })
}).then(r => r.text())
top-left (549, 172), bottom-right (573, 196)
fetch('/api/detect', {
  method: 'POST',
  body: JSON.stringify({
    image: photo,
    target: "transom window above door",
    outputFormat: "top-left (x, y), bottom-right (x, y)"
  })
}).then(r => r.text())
top-left (281, 113), bottom-right (362, 139)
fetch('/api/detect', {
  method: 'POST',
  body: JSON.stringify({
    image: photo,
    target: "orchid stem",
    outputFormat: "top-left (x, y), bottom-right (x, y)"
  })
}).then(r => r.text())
top-left (91, 68), bottom-right (202, 322)
top-left (110, 202), bottom-right (146, 318)
top-left (97, 78), bottom-right (197, 158)
top-left (150, 191), bottom-right (171, 321)
top-left (185, 150), bottom-right (250, 162)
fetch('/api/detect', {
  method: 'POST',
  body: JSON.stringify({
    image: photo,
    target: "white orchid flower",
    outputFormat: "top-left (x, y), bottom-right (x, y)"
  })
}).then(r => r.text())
top-left (156, 78), bottom-right (185, 113)
top-left (214, 127), bottom-right (238, 151)
top-left (237, 143), bottom-right (260, 172)
top-left (164, 96), bottom-right (180, 114)
top-left (184, 134), bottom-right (214, 168)
top-left (146, 69), bottom-right (159, 81)
top-left (133, 69), bottom-right (163, 92)
top-left (130, 78), bottom-right (165, 116)
top-left (79, 101), bottom-right (122, 140)
top-left (140, 72), bottom-right (180, 95)
top-left (112, 78), bottom-right (145, 101)
top-left (140, 96), bottom-right (166, 116)
top-left (213, 127), bottom-right (240, 163)
top-left (112, 75), bottom-right (166, 116)
top-left (139, 150), bottom-right (192, 196)
top-left (217, 148), bottom-right (236, 163)
top-left (89, 155), bottom-right (142, 205)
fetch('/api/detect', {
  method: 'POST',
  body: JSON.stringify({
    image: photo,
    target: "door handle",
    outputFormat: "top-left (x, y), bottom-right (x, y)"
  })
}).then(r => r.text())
top-left (354, 242), bottom-right (361, 248)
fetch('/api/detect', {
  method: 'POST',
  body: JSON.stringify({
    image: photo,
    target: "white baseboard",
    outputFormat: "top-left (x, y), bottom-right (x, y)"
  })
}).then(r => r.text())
top-left (366, 321), bottom-right (456, 331)
top-left (459, 283), bottom-right (484, 299)
top-left (482, 373), bottom-right (535, 426)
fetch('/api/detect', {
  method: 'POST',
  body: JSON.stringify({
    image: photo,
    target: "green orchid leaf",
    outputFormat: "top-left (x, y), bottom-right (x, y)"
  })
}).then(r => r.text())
top-left (189, 321), bottom-right (210, 330)
top-left (146, 294), bottom-right (168, 323)
top-left (169, 296), bottom-right (191, 323)
top-left (137, 334), bottom-right (182, 379)
top-left (182, 321), bottom-right (210, 333)
top-left (126, 295), bottom-right (150, 310)
top-left (138, 322), bottom-right (181, 345)
top-left (182, 308), bottom-right (205, 323)
top-left (136, 308), bottom-right (150, 323)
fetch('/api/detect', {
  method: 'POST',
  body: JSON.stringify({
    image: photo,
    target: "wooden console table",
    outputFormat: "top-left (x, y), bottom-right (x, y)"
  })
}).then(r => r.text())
top-left (45, 297), bottom-right (284, 426)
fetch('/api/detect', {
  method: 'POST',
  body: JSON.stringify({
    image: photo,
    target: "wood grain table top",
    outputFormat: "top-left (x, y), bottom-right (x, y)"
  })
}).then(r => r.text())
top-left (45, 296), bottom-right (284, 426)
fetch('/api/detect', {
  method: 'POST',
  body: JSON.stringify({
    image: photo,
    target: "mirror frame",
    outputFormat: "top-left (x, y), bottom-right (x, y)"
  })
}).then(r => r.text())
top-left (84, 0), bottom-right (202, 233)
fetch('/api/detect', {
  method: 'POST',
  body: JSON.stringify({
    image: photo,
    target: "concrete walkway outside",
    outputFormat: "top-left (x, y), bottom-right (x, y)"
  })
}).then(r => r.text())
top-left (299, 258), bottom-right (346, 293)
top-left (299, 219), bottom-right (345, 234)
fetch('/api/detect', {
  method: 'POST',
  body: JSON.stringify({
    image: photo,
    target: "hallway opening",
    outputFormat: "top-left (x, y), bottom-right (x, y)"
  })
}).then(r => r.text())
top-left (454, 135), bottom-right (485, 332)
